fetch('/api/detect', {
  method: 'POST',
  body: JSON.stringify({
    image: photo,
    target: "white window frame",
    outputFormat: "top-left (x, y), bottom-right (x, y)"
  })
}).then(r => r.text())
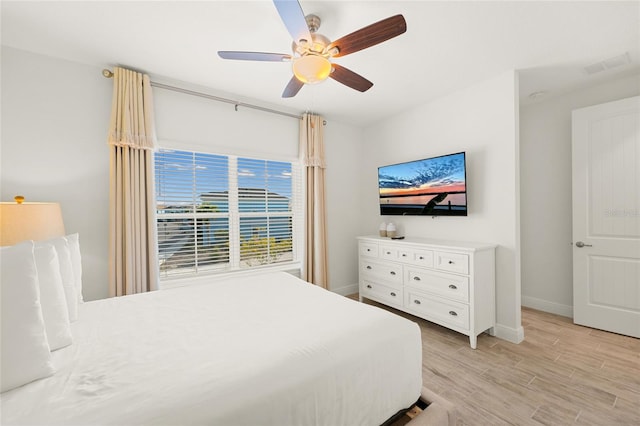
top-left (155, 147), bottom-right (303, 289)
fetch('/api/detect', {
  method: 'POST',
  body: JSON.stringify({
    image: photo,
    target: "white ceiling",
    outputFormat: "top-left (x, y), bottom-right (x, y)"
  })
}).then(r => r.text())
top-left (2, 1), bottom-right (639, 126)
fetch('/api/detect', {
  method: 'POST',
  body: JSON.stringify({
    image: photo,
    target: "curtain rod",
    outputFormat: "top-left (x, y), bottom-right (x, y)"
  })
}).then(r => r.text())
top-left (102, 68), bottom-right (317, 122)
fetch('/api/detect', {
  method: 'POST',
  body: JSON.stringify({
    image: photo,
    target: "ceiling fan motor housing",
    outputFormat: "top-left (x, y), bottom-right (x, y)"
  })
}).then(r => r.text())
top-left (292, 32), bottom-right (331, 56)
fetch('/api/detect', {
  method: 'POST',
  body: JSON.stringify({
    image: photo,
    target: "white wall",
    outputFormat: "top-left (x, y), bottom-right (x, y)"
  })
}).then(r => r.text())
top-left (519, 74), bottom-right (640, 317)
top-left (1, 46), bottom-right (112, 301)
top-left (153, 82), bottom-right (299, 161)
top-left (361, 71), bottom-right (523, 343)
top-left (323, 119), bottom-right (365, 295)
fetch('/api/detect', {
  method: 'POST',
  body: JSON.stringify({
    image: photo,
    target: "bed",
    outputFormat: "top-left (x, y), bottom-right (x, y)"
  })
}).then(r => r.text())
top-left (1, 269), bottom-right (423, 425)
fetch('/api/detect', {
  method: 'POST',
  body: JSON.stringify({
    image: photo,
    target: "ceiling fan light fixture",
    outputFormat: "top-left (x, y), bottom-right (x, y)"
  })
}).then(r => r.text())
top-left (292, 55), bottom-right (331, 84)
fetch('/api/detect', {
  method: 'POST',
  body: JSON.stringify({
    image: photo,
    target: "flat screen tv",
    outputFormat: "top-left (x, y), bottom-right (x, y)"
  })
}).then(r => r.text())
top-left (378, 152), bottom-right (467, 216)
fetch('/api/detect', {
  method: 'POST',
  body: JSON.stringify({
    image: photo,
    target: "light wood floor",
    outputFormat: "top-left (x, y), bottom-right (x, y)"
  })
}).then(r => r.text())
top-left (351, 296), bottom-right (640, 425)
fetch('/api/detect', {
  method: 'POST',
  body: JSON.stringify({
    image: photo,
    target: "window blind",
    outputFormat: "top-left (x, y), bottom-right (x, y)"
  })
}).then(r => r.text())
top-left (155, 149), bottom-right (301, 279)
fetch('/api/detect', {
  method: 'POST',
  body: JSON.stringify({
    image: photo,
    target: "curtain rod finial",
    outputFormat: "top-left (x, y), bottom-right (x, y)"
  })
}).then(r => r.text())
top-left (102, 69), bottom-right (114, 78)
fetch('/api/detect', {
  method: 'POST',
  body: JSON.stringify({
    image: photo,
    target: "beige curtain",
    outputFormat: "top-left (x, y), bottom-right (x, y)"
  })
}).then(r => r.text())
top-left (107, 67), bottom-right (159, 296)
top-left (300, 113), bottom-right (328, 289)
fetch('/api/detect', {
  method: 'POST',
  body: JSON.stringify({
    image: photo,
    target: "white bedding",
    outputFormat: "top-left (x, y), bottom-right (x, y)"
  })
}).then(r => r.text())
top-left (1, 272), bottom-right (422, 425)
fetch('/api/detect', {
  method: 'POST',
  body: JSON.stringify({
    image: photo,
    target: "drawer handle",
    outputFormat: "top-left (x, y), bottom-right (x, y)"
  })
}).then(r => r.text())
top-left (367, 249), bottom-right (370, 252)
top-left (390, 271), bottom-right (396, 276)
top-left (448, 260), bottom-right (454, 264)
top-left (366, 266), bottom-right (372, 270)
top-left (449, 311), bottom-right (458, 316)
top-left (402, 254), bottom-right (407, 257)
top-left (419, 256), bottom-right (424, 260)
top-left (386, 251), bottom-right (391, 255)
top-left (366, 285), bottom-right (372, 289)
top-left (414, 300), bottom-right (421, 305)
top-left (448, 284), bottom-right (457, 290)
top-left (390, 292), bottom-right (396, 297)
top-left (413, 276), bottom-right (421, 281)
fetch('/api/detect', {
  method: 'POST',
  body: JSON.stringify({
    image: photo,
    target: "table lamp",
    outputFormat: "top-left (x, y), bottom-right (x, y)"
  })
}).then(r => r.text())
top-left (0, 196), bottom-right (66, 246)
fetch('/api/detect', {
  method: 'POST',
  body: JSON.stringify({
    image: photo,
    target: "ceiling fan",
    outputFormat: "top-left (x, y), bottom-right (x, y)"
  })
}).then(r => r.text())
top-left (218, 0), bottom-right (407, 98)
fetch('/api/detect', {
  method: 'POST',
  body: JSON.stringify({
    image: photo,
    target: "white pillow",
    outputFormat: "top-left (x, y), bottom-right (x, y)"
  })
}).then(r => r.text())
top-left (47, 236), bottom-right (78, 322)
top-left (66, 233), bottom-right (83, 303)
top-left (34, 243), bottom-right (73, 350)
top-left (1, 241), bottom-right (55, 392)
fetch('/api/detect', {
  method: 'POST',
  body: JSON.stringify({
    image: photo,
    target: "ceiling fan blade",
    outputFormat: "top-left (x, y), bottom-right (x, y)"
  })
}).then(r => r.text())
top-left (218, 51), bottom-right (291, 62)
top-left (329, 64), bottom-right (373, 92)
top-left (273, 0), bottom-right (312, 44)
top-left (282, 76), bottom-right (304, 98)
top-left (328, 14), bottom-right (407, 58)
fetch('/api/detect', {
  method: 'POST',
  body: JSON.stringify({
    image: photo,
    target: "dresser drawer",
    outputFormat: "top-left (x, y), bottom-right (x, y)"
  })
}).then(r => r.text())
top-left (400, 248), bottom-right (434, 267)
top-left (380, 246), bottom-right (399, 260)
top-left (406, 268), bottom-right (469, 303)
top-left (405, 290), bottom-right (469, 331)
top-left (361, 280), bottom-right (403, 309)
top-left (360, 260), bottom-right (403, 287)
top-left (359, 242), bottom-right (379, 258)
top-left (435, 251), bottom-right (469, 274)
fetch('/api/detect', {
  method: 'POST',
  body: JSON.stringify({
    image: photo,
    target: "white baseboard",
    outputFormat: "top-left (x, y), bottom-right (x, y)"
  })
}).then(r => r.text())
top-left (330, 283), bottom-right (358, 297)
top-left (522, 295), bottom-right (573, 318)
top-left (493, 323), bottom-right (525, 344)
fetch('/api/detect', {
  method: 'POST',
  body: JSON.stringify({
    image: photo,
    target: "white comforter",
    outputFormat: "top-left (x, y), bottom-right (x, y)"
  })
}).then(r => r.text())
top-left (1, 272), bottom-right (422, 425)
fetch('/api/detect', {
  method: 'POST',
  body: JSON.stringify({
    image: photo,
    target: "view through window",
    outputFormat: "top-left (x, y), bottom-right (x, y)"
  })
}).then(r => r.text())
top-left (155, 149), bottom-right (299, 278)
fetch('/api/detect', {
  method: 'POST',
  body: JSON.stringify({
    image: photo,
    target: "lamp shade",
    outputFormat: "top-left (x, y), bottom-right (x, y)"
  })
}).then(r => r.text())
top-left (0, 201), bottom-right (65, 246)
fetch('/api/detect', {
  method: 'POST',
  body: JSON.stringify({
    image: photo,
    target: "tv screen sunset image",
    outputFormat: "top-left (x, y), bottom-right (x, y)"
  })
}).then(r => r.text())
top-left (378, 152), bottom-right (467, 216)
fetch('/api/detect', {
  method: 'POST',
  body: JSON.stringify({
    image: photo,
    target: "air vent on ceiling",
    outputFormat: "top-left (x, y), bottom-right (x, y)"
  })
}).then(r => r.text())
top-left (584, 52), bottom-right (631, 75)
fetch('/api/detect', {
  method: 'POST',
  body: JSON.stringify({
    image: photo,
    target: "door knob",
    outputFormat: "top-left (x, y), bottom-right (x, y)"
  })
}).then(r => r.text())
top-left (575, 241), bottom-right (593, 248)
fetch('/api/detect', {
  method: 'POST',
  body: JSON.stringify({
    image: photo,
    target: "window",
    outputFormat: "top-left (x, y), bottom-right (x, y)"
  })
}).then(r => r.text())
top-left (155, 149), bottom-right (301, 279)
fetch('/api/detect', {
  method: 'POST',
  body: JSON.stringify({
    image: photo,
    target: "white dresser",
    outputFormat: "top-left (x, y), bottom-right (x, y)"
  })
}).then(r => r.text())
top-left (358, 236), bottom-right (496, 349)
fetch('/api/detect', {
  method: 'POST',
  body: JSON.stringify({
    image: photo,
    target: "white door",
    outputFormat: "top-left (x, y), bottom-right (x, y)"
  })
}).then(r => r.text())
top-left (572, 96), bottom-right (640, 338)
